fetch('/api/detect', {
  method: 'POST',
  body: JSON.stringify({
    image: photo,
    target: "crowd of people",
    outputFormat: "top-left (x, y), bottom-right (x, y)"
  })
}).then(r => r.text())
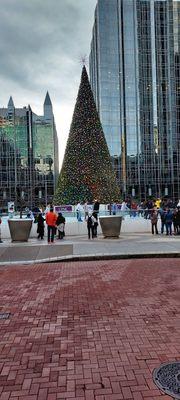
top-left (34, 199), bottom-right (100, 242)
top-left (150, 203), bottom-right (180, 236)
top-left (35, 207), bottom-right (66, 243)
top-left (1, 197), bottom-right (180, 242)
top-left (117, 197), bottom-right (180, 236)
top-left (75, 199), bottom-right (100, 239)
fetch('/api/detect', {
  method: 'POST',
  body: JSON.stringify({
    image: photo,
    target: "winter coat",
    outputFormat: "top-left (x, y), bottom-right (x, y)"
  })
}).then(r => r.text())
top-left (56, 215), bottom-right (65, 226)
top-left (37, 214), bottom-right (45, 234)
top-left (93, 202), bottom-right (100, 212)
top-left (150, 211), bottom-right (158, 224)
top-left (176, 210), bottom-right (180, 225)
top-left (159, 209), bottom-right (166, 222)
top-left (46, 211), bottom-right (57, 226)
top-left (56, 215), bottom-right (65, 232)
top-left (87, 216), bottom-right (94, 228)
top-left (165, 210), bottom-right (173, 224)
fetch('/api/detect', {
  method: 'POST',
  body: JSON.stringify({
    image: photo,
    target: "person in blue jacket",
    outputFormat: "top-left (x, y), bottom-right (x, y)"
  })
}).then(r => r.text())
top-left (165, 208), bottom-right (173, 236)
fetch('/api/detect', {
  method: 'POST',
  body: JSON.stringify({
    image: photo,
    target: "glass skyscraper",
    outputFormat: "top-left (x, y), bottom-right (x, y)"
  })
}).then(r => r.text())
top-left (0, 93), bottom-right (59, 210)
top-left (89, 0), bottom-right (180, 200)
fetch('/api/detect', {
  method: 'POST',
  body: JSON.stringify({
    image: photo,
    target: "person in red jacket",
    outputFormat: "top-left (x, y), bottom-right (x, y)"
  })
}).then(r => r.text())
top-left (46, 206), bottom-right (57, 243)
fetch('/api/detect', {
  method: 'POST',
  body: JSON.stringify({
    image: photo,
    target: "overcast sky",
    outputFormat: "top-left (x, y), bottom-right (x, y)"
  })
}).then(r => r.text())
top-left (0, 0), bottom-right (97, 168)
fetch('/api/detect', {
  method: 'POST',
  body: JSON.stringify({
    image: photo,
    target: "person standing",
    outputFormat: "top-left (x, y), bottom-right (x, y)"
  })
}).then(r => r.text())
top-left (76, 202), bottom-right (83, 221)
top-left (87, 213), bottom-right (94, 239)
top-left (0, 217), bottom-right (3, 243)
top-left (176, 207), bottom-right (180, 234)
top-left (56, 212), bottom-right (66, 239)
top-left (155, 198), bottom-right (161, 209)
top-left (92, 212), bottom-right (98, 237)
top-left (46, 206), bottom-right (57, 243)
top-left (93, 199), bottom-right (100, 219)
top-left (150, 209), bottom-right (158, 235)
top-left (172, 209), bottom-right (178, 235)
top-left (112, 202), bottom-right (117, 215)
top-left (84, 201), bottom-right (89, 220)
top-left (37, 213), bottom-right (45, 240)
top-left (165, 208), bottom-right (173, 236)
top-left (159, 207), bottom-right (166, 234)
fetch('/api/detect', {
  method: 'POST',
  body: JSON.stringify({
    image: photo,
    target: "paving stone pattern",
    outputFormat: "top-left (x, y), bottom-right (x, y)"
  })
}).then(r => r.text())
top-left (0, 259), bottom-right (180, 400)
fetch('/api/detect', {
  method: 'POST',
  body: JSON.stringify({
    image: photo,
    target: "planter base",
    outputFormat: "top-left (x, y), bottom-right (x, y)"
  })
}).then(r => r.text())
top-left (8, 220), bottom-right (32, 242)
top-left (99, 216), bottom-right (122, 238)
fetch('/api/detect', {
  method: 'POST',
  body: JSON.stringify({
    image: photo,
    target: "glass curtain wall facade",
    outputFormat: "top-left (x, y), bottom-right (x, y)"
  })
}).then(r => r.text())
top-left (33, 119), bottom-right (59, 207)
top-left (89, 0), bottom-right (180, 200)
top-left (0, 94), bottom-right (59, 211)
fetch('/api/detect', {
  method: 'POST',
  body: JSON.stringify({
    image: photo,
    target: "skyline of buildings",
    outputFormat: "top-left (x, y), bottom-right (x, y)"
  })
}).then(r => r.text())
top-left (1, 0), bottom-right (180, 207)
top-left (0, 93), bottom-right (59, 210)
top-left (89, 0), bottom-right (180, 200)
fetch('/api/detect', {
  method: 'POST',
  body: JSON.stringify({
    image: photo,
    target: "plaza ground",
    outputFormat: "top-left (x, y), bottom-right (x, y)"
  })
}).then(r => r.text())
top-left (0, 258), bottom-right (180, 399)
top-left (0, 232), bottom-right (180, 264)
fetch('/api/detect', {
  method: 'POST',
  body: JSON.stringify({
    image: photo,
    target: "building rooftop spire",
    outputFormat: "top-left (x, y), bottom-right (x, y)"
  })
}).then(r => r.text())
top-left (8, 96), bottom-right (15, 108)
top-left (44, 91), bottom-right (52, 106)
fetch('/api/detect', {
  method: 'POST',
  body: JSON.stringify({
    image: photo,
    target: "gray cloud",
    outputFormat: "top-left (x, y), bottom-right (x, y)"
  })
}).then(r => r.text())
top-left (0, 0), bottom-right (97, 164)
top-left (0, 0), bottom-right (97, 100)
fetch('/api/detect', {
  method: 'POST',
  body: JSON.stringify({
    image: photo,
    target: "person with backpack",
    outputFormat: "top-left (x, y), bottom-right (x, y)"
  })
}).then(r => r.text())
top-left (87, 213), bottom-right (95, 239)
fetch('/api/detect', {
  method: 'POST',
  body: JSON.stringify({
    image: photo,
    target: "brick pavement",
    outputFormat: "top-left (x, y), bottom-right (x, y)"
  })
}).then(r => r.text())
top-left (0, 259), bottom-right (180, 400)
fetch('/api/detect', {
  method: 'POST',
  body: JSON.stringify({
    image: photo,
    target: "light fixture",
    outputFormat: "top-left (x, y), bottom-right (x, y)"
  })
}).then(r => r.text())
top-left (132, 187), bottom-right (135, 197)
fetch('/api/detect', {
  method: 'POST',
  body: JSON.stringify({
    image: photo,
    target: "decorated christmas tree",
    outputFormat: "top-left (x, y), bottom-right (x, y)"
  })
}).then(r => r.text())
top-left (54, 66), bottom-right (120, 204)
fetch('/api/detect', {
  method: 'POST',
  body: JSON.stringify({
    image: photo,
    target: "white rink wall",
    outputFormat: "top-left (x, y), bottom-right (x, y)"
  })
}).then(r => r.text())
top-left (1, 216), bottom-right (161, 239)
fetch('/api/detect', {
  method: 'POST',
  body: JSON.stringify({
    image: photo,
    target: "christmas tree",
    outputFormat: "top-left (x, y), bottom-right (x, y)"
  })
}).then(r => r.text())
top-left (54, 66), bottom-right (120, 204)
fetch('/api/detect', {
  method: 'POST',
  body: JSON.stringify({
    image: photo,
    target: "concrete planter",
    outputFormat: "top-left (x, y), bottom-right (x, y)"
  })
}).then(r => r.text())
top-left (8, 219), bottom-right (32, 242)
top-left (99, 215), bottom-right (122, 238)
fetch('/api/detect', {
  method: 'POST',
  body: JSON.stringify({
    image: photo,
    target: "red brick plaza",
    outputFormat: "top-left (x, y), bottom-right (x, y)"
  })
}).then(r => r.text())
top-left (0, 259), bottom-right (180, 400)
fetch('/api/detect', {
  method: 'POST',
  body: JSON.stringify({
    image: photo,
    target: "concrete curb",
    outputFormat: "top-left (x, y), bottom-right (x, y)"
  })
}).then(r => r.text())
top-left (0, 251), bottom-right (180, 266)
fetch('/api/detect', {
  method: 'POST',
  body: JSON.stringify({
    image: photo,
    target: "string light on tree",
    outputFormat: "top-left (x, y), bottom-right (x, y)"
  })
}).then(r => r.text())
top-left (54, 66), bottom-right (120, 204)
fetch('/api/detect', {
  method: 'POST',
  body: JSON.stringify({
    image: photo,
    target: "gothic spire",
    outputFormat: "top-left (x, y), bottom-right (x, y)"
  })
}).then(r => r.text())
top-left (44, 91), bottom-right (52, 106)
top-left (8, 96), bottom-right (15, 109)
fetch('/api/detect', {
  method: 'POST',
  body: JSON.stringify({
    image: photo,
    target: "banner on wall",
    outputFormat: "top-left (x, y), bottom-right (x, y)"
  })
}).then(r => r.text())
top-left (54, 205), bottom-right (73, 213)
